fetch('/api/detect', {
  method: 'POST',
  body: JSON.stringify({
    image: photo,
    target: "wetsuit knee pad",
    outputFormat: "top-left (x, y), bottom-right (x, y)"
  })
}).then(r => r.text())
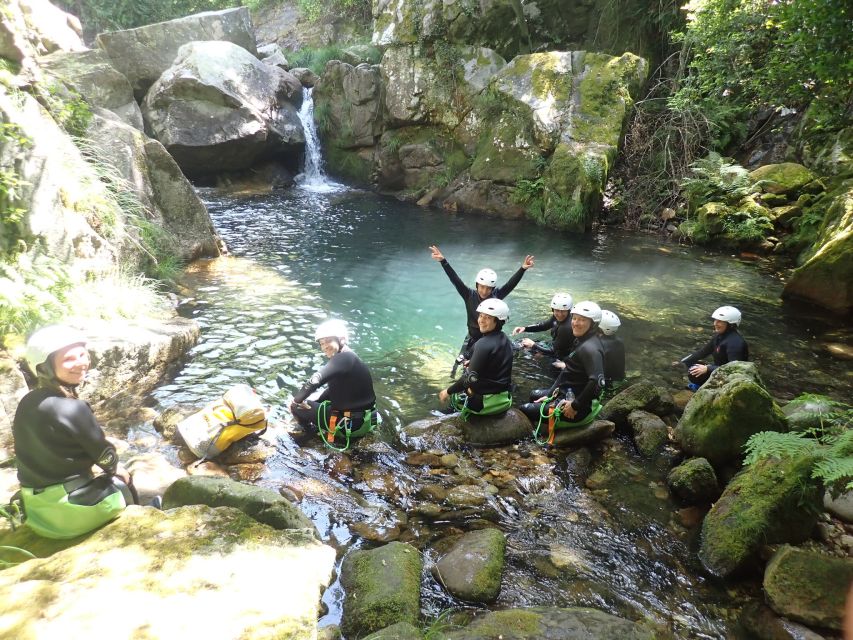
top-left (529, 388), bottom-right (551, 402)
top-left (520, 402), bottom-right (541, 422)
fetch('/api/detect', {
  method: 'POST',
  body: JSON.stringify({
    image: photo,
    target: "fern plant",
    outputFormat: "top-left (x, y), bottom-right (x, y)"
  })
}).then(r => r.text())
top-left (680, 152), bottom-right (751, 212)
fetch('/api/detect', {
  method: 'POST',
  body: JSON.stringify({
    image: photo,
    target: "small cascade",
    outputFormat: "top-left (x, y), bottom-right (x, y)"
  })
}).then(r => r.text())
top-left (296, 87), bottom-right (343, 193)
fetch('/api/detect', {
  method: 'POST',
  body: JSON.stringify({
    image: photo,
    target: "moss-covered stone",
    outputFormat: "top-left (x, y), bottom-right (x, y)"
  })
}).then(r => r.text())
top-left (470, 113), bottom-right (541, 184)
top-left (362, 621), bottom-right (423, 640)
top-left (749, 162), bottom-right (816, 196)
top-left (432, 528), bottom-right (506, 602)
top-left (666, 457), bottom-right (720, 504)
top-left (162, 475), bottom-right (316, 534)
top-left (628, 409), bottom-right (668, 458)
top-left (340, 541), bottom-right (422, 638)
top-left (675, 361), bottom-right (787, 466)
top-left (325, 145), bottom-right (376, 185)
top-left (698, 456), bottom-right (822, 578)
top-left (763, 545), bottom-right (853, 630)
top-left (600, 382), bottom-right (675, 429)
top-left (695, 202), bottom-right (733, 237)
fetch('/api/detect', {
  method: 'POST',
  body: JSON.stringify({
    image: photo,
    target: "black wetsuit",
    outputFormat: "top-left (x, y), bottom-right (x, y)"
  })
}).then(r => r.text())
top-left (13, 387), bottom-right (136, 505)
top-left (292, 348), bottom-right (376, 427)
top-left (448, 329), bottom-right (513, 412)
top-left (522, 315), bottom-right (574, 360)
top-left (521, 329), bottom-right (605, 422)
top-left (600, 334), bottom-right (626, 384)
top-left (681, 326), bottom-right (749, 385)
top-left (439, 258), bottom-right (526, 352)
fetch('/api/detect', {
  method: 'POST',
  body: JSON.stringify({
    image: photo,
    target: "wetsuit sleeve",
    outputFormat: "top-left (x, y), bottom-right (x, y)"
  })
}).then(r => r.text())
top-left (293, 356), bottom-right (347, 403)
top-left (439, 259), bottom-right (472, 299)
top-left (531, 342), bottom-right (555, 357)
top-left (58, 400), bottom-right (118, 475)
top-left (681, 338), bottom-right (714, 367)
top-left (448, 338), bottom-right (490, 394)
top-left (524, 317), bottom-right (554, 333)
top-left (495, 267), bottom-right (526, 298)
top-left (551, 322), bottom-right (575, 360)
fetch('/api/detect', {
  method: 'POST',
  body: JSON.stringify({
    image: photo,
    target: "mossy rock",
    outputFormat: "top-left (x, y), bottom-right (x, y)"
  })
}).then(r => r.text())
top-left (695, 201), bottom-right (733, 237)
top-left (675, 361), bottom-right (787, 466)
top-left (628, 409), bottom-right (668, 458)
top-left (666, 457), bottom-right (720, 504)
top-left (783, 393), bottom-right (849, 432)
top-left (548, 419), bottom-right (615, 448)
top-left (441, 606), bottom-right (654, 639)
top-left (470, 113), bottom-right (541, 184)
top-left (749, 163), bottom-right (817, 196)
top-left (340, 541), bottom-right (422, 638)
top-left (600, 382), bottom-right (674, 428)
top-left (699, 455), bottom-right (822, 578)
top-left (362, 621), bottom-right (423, 640)
top-left (432, 528), bottom-right (506, 603)
top-left (324, 145), bottom-right (375, 186)
top-left (162, 475), bottom-right (316, 534)
top-left (764, 545), bottom-right (853, 630)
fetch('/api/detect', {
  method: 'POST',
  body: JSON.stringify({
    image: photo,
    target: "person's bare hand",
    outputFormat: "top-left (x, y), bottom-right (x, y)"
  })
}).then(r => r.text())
top-left (439, 388), bottom-right (450, 403)
top-left (429, 245), bottom-right (444, 262)
top-left (522, 255), bottom-right (535, 270)
top-left (512, 326), bottom-right (524, 335)
top-left (521, 338), bottom-right (534, 349)
top-left (553, 360), bottom-right (566, 369)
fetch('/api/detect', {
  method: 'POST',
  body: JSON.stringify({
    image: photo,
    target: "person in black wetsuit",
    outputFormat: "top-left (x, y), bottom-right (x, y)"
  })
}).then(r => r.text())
top-left (520, 301), bottom-right (606, 424)
top-left (439, 298), bottom-right (513, 415)
top-left (12, 325), bottom-right (138, 539)
top-left (676, 305), bottom-right (749, 389)
top-left (512, 292), bottom-right (574, 367)
top-left (429, 245), bottom-right (534, 364)
top-left (598, 309), bottom-right (626, 386)
top-left (290, 319), bottom-right (377, 438)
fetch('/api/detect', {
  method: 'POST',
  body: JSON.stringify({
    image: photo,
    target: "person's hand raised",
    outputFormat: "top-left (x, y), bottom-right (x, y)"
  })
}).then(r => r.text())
top-left (522, 255), bottom-right (535, 270)
top-left (429, 245), bottom-right (444, 261)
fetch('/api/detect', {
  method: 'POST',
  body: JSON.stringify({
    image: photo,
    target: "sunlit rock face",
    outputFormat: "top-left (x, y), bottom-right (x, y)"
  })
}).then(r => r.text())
top-left (0, 0), bottom-right (84, 66)
top-left (0, 505), bottom-right (335, 639)
top-left (142, 41), bottom-right (305, 176)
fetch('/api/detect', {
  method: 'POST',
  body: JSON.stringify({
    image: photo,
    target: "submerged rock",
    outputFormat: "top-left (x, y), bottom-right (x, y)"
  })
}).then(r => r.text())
top-left (432, 528), bottom-right (506, 603)
top-left (740, 603), bottom-right (828, 640)
top-left (600, 382), bottom-right (674, 428)
top-left (340, 541), bottom-right (422, 638)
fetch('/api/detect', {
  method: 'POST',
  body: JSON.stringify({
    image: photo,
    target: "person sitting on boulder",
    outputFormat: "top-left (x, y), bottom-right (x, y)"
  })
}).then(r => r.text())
top-left (512, 292), bottom-right (574, 369)
top-left (520, 301), bottom-right (606, 424)
top-left (429, 244), bottom-right (533, 369)
top-left (676, 306), bottom-right (749, 390)
top-left (598, 310), bottom-right (626, 387)
top-left (289, 319), bottom-right (378, 441)
top-left (12, 325), bottom-right (138, 540)
top-left (439, 299), bottom-right (513, 417)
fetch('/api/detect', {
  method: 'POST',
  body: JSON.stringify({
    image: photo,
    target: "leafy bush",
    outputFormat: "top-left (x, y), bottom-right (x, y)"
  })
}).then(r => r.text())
top-left (289, 46), bottom-right (346, 76)
top-left (679, 152), bottom-right (751, 211)
top-left (0, 251), bottom-right (73, 340)
top-left (0, 122), bottom-right (30, 256)
top-left (721, 211), bottom-right (773, 244)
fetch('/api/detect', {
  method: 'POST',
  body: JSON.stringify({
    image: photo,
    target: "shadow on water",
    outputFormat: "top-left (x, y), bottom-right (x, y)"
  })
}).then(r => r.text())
top-left (152, 186), bottom-right (850, 637)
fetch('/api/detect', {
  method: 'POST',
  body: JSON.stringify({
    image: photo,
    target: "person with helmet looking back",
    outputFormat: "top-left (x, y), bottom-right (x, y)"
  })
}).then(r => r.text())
top-left (12, 325), bottom-right (138, 539)
top-left (598, 309), bottom-right (626, 386)
top-left (429, 245), bottom-right (534, 371)
top-left (289, 319), bottom-right (377, 438)
top-left (439, 298), bottom-right (514, 416)
top-left (512, 292), bottom-right (575, 366)
top-left (520, 301), bottom-right (606, 424)
top-left (675, 306), bottom-right (748, 390)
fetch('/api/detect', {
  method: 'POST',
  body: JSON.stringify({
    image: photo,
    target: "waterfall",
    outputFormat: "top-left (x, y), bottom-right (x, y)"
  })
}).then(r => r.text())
top-left (296, 87), bottom-right (342, 193)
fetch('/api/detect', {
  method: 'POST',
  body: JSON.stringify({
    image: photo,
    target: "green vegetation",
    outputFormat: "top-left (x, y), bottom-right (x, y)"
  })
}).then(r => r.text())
top-left (679, 152), bottom-right (750, 212)
top-left (54, 0), bottom-right (237, 32)
top-left (0, 122), bottom-right (30, 257)
top-left (296, 0), bottom-right (370, 22)
top-left (35, 85), bottom-right (92, 138)
top-left (289, 45), bottom-right (346, 76)
top-left (0, 251), bottom-right (73, 340)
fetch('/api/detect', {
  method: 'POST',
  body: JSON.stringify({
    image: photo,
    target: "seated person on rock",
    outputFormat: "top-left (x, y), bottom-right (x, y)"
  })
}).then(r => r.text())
top-left (289, 319), bottom-right (377, 438)
top-left (512, 292), bottom-right (575, 369)
top-left (675, 306), bottom-right (748, 390)
top-left (12, 325), bottom-right (138, 539)
top-left (439, 299), bottom-right (513, 417)
top-left (598, 310), bottom-right (626, 387)
top-left (429, 244), bottom-right (533, 363)
top-left (520, 301), bottom-right (606, 424)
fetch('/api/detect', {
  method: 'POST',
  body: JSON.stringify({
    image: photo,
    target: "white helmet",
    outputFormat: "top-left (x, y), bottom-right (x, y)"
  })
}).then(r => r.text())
top-left (25, 325), bottom-right (87, 372)
top-left (572, 301), bottom-right (602, 324)
top-left (599, 310), bottom-right (621, 335)
top-left (550, 292), bottom-right (573, 311)
top-left (476, 298), bottom-right (509, 321)
top-left (711, 306), bottom-right (741, 325)
top-left (314, 319), bottom-right (348, 343)
top-left (475, 268), bottom-right (497, 287)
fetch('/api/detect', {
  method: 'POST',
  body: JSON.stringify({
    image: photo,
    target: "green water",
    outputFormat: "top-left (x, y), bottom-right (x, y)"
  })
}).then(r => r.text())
top-left (152, 186), bottom-right (850, 638)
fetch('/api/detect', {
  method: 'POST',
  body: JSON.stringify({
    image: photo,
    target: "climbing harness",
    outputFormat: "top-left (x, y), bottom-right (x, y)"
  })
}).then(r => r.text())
top-left (315, 401), bottom-right (378, 452)
top-left (450, 390), bottom-right (513, 421)
top-left (532, 394), bottom-right (604, 446)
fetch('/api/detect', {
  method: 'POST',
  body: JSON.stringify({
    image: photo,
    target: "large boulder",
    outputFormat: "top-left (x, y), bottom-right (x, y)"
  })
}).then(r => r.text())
top-left (600, 381), bottom-right (674, 428)
top-left (461, 408), bottom-right (533, 446)
top-left (142, 40), bottom-right (304, 176)
top-left (313, 60), bottom-right (383, 149)
top-left (39, 49), bottom-right (144, 130)
top-left (432, 528), bottom-right (506, 603)
top-left (163, 475), bottom-right (317, 534)
top-left (763, 545), bottom-right (853, 630)
top-left (0, 505), bottom-right (335, 639)
top-left (340, 541), bottom-right (422, 638)
top-left (96, 7), bottom-right (257, 100)
top-left (0, 0), bottom-right (84, 67)
top-left (749, 163), bottom-right (817, 196)
top-left (675, 361), bottom-right (787, 467)
top-left (699, 455), bottom-right (823, 578)
top-left (628, 409), bottom-right (668, 458)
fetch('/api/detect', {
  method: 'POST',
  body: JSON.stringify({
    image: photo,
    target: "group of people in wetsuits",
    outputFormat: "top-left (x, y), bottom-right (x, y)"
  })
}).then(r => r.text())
top-left (10, 248), bottom-right (749, 540)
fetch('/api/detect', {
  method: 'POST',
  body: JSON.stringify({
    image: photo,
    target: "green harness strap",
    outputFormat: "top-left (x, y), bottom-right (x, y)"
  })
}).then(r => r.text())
top-left (532, 394), bottom-right (604, 446)
top-left (451, 391), bottom-right (513, 421)
top-left (316, 401), bottom-right (377, 452)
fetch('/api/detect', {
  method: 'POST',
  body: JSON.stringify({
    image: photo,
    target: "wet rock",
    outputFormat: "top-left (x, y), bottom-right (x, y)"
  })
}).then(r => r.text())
top-left (406, 452), bottom-right (446, 467)
top-left (699, 456), bottom-right (822, 578)
top-left (290, 67), bottom-right (318, 87)
top-left (228, 462), bottom-right (266, 482)
top-left (313, 60), bottom-right (382, 148)
top-left (547, 545), bottom-right (593, 576)
top-left (446, 484), bottom-right (488, 508)
top-left (414, 502), bottom-right (443, 518)
top-left (740, 603), bottom-right (828, 640)
top-left (0, 505), bottom-right (334, 639)
top-left (548, 419), bottom-right (615, 449)
top-left (764, 545), bottom-right (853, 630)
top-left (440, 606), bottom-right (654, 639)
top-left (153, 405), bottom-right (197, 441)
top-left (600, 382), bottom-right (675, 428)
top-left (351, 520), bottom-right (402, 543)
top-left (783, 394), bottom-right (848, 433)
top-left (187, 460), bottom-right (229, 477)
top-left (674, 506), bottom-right (706, 529)
top-left (824, 490), bottom-right (853, 523)
top-left (400, 413), bottom-right (465, 452)
top-left (218, 438), bottom-right (273, 465)
top-left (667, 458), bottom-right (720, 504)
top-left (628, 410), bottom-right (668, 458)
top-left (126, 451), bottom-right (186, 504)
top-left (675, 361), bottom-right (787, 466)
top-left (340, 542), bottom-right (421, 638)
top-left (460, 408), bottom-right (532, 446)
top-left (418, 484), bottom-right (448, 502)
top-left (671, 389), bottom-right (693, 414)
top-left (163, 476), bottom-right (316, 534)
top-left (362, 621), bottom-right (423, 640)
top-left (318, 624), bottom-right (343, 640)
top-left (432, 528), bottom-right (506, 603)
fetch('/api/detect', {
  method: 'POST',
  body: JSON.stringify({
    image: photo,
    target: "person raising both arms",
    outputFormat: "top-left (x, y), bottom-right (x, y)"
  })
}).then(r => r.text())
top-left (512, 292), bottom-right (574, 369)
top-left (429, 244), bottom-right (534, 367)
top-left (675, 306), bottom-right (748, 391)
